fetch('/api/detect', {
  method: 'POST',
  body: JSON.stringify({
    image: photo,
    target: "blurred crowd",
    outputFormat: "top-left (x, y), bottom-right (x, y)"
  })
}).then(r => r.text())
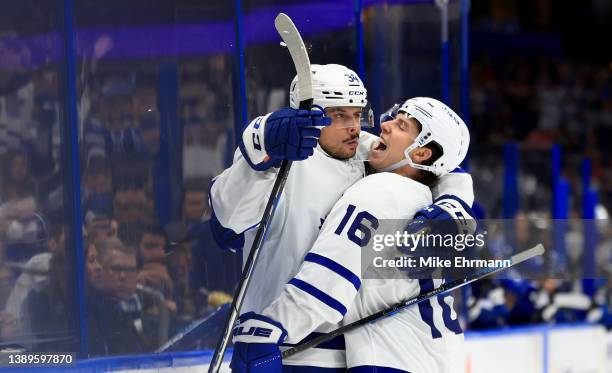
top-left (463, 213), bottom-right (612, 332)
top-left (465, 0), bottom-right (612, 332)
top-left (470, 55), bottom-right (612, 215)
top-left (0, 33), bottom-right (241, 356)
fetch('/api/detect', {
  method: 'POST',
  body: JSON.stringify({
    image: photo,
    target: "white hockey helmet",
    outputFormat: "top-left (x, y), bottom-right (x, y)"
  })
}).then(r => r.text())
top-left (382, 97), bottom-right (470, 176)
top-left (289, 64), bottom-right (372, 128)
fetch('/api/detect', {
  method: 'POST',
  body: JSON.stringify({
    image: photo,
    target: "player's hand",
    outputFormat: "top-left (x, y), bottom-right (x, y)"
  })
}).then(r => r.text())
top-left (400, 195), bottom-right (475, 254)
top-left (379, 102), bottom-right (401, 124)
top-left (230, 312), bottom-right (286, 373)
top-left (416, 195), bottom-right (477, 235)
top-left (398, 196), bottom-right (477, 278)
top-left (264, 107), bottom-right (331, 162)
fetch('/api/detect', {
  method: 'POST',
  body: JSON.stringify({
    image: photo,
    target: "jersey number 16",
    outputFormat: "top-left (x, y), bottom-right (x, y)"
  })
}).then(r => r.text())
top-left (334, 204), bottom-right (379, 247)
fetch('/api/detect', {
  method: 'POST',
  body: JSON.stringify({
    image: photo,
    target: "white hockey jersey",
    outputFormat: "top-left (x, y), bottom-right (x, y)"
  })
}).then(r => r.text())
top-left (211, 135), bottom-right (372, 367)
top-left (210, 116), bottom-right (473, 368)
top-left (262, 173), bottom-right (465, 372)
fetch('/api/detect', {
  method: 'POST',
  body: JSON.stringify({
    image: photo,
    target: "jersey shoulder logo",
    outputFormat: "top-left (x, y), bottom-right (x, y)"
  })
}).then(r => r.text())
top-left (253, 133), bottom-right (262, 151)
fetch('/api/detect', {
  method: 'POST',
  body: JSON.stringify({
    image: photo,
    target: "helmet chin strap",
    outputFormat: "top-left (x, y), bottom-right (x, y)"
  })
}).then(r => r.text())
top-left (380, 157), bottom-right (413, 172)
top-left (379, 144), bottom-right (436, 174)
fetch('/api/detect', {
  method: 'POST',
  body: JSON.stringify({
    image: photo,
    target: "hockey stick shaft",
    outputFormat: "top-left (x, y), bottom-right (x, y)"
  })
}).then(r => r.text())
top-left (208, 160), bottom-right (292, 372)
top-left (282, 244), bottom-right (545, 358)
top-left (208, 13), bottom-right (313, 372)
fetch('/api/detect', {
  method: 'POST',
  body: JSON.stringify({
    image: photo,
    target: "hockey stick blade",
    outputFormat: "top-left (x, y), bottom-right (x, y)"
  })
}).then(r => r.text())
top-left (156, 304), bottom-right (230, 353)
top-left (208, 13), bottom-right (313, 373)
top-left (275, 13), bottom-right (313, 108)
top-left (510, 243), bottom-right (544, 264)
top-left (282, 244), bottom-right (545, 359)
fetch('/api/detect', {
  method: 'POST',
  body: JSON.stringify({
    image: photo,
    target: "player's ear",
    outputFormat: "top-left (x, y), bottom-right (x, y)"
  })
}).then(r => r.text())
top-left (411, 147), bottom-right (432, 165)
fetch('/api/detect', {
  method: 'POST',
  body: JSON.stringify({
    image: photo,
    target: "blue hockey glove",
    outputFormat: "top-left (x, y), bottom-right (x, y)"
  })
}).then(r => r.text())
top-left (379, 103), bottom-right (401, 125)
top-left (264, 107), bottom-right (331, 162)
top-left (409, 194), bottom-right (477, 237)
top-left (231, 312), bottom-right (287, 373)
top-left (398, 195), bottom-right (477, 275)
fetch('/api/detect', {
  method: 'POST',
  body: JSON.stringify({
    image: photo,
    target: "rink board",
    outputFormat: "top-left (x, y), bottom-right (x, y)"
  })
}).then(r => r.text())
top-left (5, 324), bottom-right (608, 372)
top-left (465, 323), bottom-right (607, 373)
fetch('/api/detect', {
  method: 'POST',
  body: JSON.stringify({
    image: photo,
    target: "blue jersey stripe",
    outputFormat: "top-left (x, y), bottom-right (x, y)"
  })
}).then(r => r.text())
top-left (284, 366), bottom-right (347, 373)
top-left (304, 253), bottom-right (361, 291)
top-left (348, 366), bottom-right (411, 372)
top-left (288, 278), bottom-right (347, 316)
top-left (438, 296), bottom-right (463, 334)
top-left (208, 179), bottom-right (246, 251)
top-left (417, 279), bottom-right (442, 339)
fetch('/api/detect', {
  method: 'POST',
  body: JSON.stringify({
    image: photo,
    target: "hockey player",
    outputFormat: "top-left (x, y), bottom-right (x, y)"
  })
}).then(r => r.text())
top-left (231, 97), bottom-right (471, 373)
top-left (210, 65), bottom-right (474, 371)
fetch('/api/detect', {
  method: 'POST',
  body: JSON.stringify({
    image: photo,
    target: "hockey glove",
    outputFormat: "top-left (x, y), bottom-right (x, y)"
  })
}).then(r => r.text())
top-left (401, 195), bottom-right (477, 253)
top-left (398, 196), bottom-right (477, 277)
top-left (264, 107), bottom-right (330, 161)
top-left (239, 108), bottom-right (330, 171)
top-left (231, 312), bottom-right (287, 373)
top-left (413, 195), bottom-right (476, 235)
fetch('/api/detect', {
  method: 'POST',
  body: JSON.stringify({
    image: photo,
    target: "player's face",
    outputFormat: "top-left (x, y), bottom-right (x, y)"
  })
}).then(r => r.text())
top-left (369, 114), bottom-right (420, 171)
top-left (319, 107), bottom-right (362, 159)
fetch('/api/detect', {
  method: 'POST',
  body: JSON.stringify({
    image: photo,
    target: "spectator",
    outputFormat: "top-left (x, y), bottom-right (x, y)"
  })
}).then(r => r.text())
top-left (137, 225), bottom-right (166, 266)
top-left (0, 251), bottom-right (50, 343)
top-left (134, 224), bottom-right (173, 298)
top-left (185, 217), bottom-right (239, 316)
top-left (2, 195), bottom-right (46, 264)
top-left (182, 119), bottom-right (227, 181)
top-left (84, 210), bottom-right (117, 242)
top-left (24, 248), bottom-right (73, 352)
top-left (533, 279), bottom-right (592, 325)
top-left (88, 237), bottom-right (145, 356)
top-left (2, 149), bottom-right (37, 201)
top-left (0, 34), bottom-right (35, 154)
top-left (3, 216), bottom-right (63, 329)
top-left (137, 110), bottom-right (160, 159)
top-left (182, 177), bottom-right (211, 224)
top-left (0, 240), bottom-right (12, 310)
top-left (112, 183), bottom-right (155, 227)
top-left (588, 276), bottom-right (612, 330)
top-left (168, 178), bottom-right (238, 317)
top-left (467, 280), bottom-right (509, 330)
top-left (135, 225), bottom-right (176, 348)
top-left (502, 279), bottom-right (541, 326)
top-left (85, 239), bottom-right (105, 294)
top-left (166, 240), bottom-right (196, 324)
top-left (83, 157), bottom-right (113, 200)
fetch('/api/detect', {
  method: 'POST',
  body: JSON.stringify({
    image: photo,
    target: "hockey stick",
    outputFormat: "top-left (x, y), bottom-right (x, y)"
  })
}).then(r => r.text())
top-left (208, 13), bottom-right (313, 373)
top-left (282, 244), bottom-right (545, 359)
top-left (155, 304), bottom-right (230, 352)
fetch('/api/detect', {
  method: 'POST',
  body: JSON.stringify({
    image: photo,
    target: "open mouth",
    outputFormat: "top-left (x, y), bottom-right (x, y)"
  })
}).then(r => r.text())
top-left (373, 139), bottom-right (387, 151)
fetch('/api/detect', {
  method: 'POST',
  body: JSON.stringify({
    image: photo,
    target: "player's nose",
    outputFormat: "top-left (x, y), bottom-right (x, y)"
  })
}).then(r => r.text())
top-left (380, 121), bottom-right (392, 133)
top-left (347, 116), bottom-right (360, 130)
